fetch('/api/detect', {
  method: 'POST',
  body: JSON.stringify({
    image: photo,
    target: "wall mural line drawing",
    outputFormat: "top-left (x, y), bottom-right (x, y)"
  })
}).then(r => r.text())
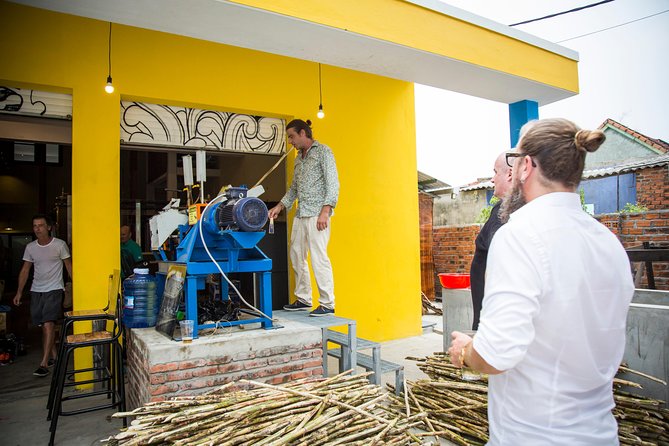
top-left (120, 101), bottom-right (286, 155)
top-left (0, 86), bottom-right (72, 118)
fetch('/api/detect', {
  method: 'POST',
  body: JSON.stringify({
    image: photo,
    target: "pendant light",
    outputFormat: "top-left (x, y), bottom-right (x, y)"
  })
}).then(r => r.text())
top-left (316, 63), bottom-right (325, 119)
top-left (104, 22), bottom-right (114, 94)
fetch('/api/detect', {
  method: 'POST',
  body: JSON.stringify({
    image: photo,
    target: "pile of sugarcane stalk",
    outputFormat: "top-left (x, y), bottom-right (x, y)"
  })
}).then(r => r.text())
top-left (387, 353), bottom-right (669, 446)
top-left (614, 366), bottom-right (669, 445)
top-left (388, 353), bottom-right (488, 446)
top-left (104, 371), bottom-right (430, 446)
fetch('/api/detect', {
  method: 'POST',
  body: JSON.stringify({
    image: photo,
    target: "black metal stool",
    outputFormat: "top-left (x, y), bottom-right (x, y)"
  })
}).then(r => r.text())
top-left (47, 282), bottom-right (126, 445)
top-left (46, 272), bottom-right (117, 417)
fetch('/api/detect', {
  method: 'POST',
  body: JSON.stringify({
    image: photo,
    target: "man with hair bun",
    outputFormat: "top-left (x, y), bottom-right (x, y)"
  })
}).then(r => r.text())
top-left (269, 119), bottom-right (339, 317)
top-left (448, 118), bottom-right (634, 444)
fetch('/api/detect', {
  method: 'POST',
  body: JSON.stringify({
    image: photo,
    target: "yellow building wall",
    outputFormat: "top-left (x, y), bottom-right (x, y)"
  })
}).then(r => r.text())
top-left (0, 1), bottom-right (422, 352)
top-left (234, 0), bottom-right (579, 93)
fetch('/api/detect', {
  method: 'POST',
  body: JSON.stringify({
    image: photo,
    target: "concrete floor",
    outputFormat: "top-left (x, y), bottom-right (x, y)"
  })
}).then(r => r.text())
top-left (0, 320), bottom-right (128, 446)
top-left (0, 310), bottom-right (446, 446)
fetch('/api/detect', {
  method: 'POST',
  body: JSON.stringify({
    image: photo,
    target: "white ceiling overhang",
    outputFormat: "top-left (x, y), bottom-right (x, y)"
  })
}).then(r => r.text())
top-left (10, 0), bottom-right (579, 105)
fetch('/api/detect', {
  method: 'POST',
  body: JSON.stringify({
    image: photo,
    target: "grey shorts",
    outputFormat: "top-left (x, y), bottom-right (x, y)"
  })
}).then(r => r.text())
top-left (30, 290), bottom-right (63, 325)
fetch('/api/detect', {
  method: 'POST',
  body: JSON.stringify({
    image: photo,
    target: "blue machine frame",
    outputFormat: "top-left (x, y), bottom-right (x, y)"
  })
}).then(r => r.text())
top-left (167, 220), bottom-right (274, 338)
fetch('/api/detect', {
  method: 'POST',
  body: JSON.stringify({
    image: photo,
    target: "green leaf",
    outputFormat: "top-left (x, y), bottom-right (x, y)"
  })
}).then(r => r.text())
top-left (476, 196), bottom-right (500, 223)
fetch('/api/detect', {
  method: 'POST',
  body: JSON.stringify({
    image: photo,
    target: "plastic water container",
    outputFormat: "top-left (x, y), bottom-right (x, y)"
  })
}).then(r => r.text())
top-left (123, 268), bottom-right (159, 328)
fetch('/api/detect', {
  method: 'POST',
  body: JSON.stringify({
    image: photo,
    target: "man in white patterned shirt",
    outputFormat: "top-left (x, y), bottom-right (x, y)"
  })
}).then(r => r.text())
top-left (269, 119), bottom-right (339, 317)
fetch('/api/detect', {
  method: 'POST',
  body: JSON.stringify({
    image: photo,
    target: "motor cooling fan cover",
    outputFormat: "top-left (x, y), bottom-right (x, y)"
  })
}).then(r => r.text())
top-left (229, 197), bottom-right (268, 231)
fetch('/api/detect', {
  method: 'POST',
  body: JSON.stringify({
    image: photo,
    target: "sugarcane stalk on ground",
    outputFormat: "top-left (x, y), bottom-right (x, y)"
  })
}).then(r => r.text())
top-left (388, 354), bottom-right (669, 446)
top-left (104, 371), bottom-right (427, 446)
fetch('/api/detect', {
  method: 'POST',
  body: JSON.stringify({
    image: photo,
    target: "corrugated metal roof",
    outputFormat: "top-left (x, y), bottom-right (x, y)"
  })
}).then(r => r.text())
top-left (455, 119), bottom-right (669, 190)
top-left (458, 154), bottom-right (669, 192)
top-left (418, 171), bottom-right (452, 193)
top-left (583, 153), bottom-right (669, 179)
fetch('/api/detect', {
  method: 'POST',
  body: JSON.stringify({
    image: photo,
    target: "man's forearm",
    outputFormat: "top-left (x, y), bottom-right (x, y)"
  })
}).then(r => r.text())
top-left (464, 342), bottom-right (503, 375)
top-left (64, 259), bottom-right (73, 281)
top-left (16, 269), bottom-right (29, 295)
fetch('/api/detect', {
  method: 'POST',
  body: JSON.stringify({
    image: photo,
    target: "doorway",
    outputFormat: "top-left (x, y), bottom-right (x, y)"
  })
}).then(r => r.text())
top-left (119, 146), bottom-right (289, 309)
top-left (0, 133), bottom-right (72, 392)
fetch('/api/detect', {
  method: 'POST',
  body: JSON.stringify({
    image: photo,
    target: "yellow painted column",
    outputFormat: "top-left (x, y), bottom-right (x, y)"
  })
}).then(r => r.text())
top-left (71, 82), bottom-right (121, 371)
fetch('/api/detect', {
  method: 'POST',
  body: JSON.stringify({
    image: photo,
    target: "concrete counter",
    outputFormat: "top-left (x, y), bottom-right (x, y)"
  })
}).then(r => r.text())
top-left (125, 316), bottom-right (323, 409)
top-left (623, 289), bottom-right (669, 406)
top-left (440, 287), bottom-right (669, 406)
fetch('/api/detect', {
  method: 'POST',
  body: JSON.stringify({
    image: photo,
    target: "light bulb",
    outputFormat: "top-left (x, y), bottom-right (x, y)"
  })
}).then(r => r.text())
top-left (317, 105), bottom-right (325, 119)
top-left (105, 75), bottom-right (114, 94)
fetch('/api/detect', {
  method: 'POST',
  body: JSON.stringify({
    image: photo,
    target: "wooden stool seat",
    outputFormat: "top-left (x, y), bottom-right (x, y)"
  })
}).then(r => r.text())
top-left (64, 308), bottom-right (107, 318)
top-left (66, 331), bottom-right (112, 343)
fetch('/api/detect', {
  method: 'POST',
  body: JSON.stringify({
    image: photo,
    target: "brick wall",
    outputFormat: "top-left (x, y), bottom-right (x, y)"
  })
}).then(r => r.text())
top-left (126, 326), bottom-right (324, 409)
top-left (636, 167), bottom-right (669, 210)
top-left (598, 210), bottom-right (669, 289)
top-left (432, 210), bottom-right (669, 292)
top-left (419, 192), bottom-right (436, 300)
top-left (432, 224), bottom-right (481, 290)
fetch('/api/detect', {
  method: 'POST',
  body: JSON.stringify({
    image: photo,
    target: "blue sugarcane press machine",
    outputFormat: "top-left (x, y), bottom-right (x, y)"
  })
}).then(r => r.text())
top-left (158, 186), bottom-right (274, 337)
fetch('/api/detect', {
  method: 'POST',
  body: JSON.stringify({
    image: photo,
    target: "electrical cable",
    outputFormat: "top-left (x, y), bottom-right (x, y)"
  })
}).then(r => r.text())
top-left (509, 0), bottom-right (615, 26)
top-left (200, 319), bottom-right (233, 337)
top-left (556, 9), bottom-right (669, 42)
top-left (107, 23), bottom-right (112, 77)
top-left (186, 142), bottom-right (296, 327)
top-left (197, 193), bottom-right (276, 322)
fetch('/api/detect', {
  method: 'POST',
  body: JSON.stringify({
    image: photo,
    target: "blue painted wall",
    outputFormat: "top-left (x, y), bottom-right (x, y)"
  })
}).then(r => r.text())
top-left (579, 173), bottom-right (636, 214)
top-left (486, 189), bottom-right (494, 204)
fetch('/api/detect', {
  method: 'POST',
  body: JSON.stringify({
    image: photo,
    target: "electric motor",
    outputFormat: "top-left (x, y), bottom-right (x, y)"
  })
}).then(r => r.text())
top-left (212, 187), bottom-right (268, 232)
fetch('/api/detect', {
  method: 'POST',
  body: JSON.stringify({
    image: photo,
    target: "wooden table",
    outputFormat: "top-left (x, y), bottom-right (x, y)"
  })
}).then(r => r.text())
top-left (626, 246), bottom-right (669, 289)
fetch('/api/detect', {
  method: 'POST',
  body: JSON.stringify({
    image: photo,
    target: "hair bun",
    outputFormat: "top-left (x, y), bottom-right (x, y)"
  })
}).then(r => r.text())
top-left (306, 119), bottom-right (312, 127)
top-left (574, 129), bottom-right (605, 153)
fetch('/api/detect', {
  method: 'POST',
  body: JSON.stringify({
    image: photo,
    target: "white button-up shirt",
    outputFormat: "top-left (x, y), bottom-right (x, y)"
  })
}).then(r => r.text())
top-left (474, 192), bottom-right (634, 445)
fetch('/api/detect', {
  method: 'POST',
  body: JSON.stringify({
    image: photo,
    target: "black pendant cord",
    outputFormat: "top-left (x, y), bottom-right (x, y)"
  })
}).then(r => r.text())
top-left (318, 63), bottom-right (323, 108)
top-left (108, 22), bottom-right (113, 78)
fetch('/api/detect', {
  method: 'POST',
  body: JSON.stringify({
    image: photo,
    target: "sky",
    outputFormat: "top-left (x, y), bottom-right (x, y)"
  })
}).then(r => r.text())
top-left (416, 0), bottom-right (669, 187)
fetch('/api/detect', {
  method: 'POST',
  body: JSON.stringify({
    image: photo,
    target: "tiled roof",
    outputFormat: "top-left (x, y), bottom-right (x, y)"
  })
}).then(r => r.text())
top-left (460, 179), bottom-right (493, 191)
top-left (600, 118), bottom-right (669, 154)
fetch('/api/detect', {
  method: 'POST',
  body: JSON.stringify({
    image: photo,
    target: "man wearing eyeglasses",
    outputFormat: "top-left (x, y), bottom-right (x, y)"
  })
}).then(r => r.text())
top-left (469, 151), bottom-right (512, 330)
top-left (448, 118), bottom-right (634, 445)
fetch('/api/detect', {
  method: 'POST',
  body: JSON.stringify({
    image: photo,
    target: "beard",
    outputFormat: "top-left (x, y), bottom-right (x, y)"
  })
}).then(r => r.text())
top-left (500, 178), bottom-right (527, 223)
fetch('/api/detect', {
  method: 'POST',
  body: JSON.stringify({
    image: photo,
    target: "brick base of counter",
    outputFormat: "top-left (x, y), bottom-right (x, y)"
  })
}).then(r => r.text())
top-left (125, 322), bottom-right (323, 409)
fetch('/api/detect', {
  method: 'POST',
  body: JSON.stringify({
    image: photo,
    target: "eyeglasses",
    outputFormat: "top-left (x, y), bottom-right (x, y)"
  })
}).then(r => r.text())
top-left (505, 152), bottom-right (537, 168)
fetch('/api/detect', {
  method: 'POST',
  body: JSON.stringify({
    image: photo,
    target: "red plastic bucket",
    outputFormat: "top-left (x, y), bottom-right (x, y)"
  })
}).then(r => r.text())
top-left (438, 273), bottom-right (471, 289)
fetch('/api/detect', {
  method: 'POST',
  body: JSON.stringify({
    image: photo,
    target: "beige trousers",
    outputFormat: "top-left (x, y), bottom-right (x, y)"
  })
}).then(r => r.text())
top-left (290, 216), bottom-right (335, 309)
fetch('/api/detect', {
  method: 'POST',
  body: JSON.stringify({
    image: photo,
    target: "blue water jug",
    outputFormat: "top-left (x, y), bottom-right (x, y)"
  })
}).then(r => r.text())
top-left (123, 268), bottom-right (158, 328)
